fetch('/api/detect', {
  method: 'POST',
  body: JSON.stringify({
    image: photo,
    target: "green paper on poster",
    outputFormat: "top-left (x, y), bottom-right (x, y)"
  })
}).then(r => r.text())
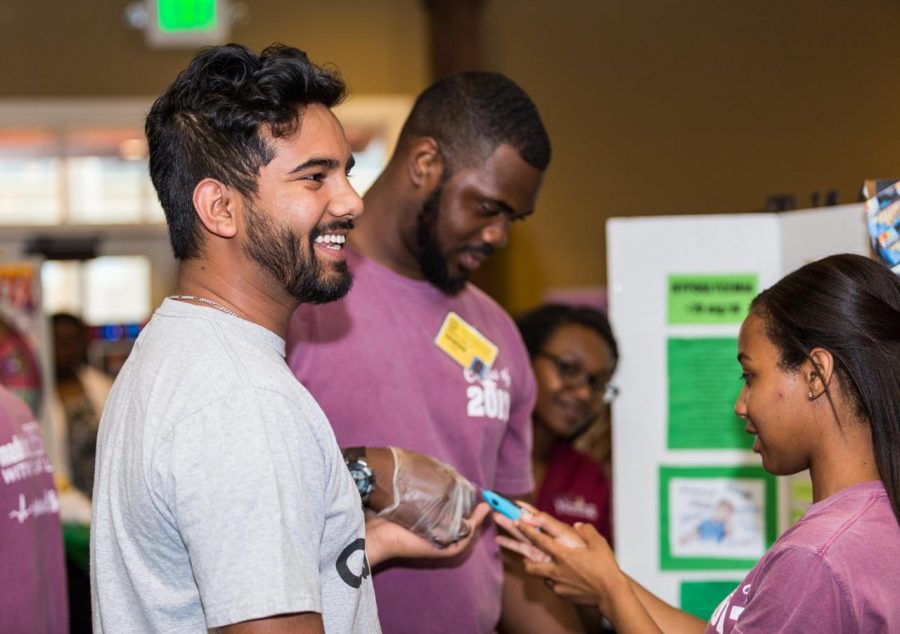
top-left (668, 274), bottom-right (758, 324)
top-left (680, 581), bottom-right (740, 620)
top-left (668, 337), bottom-right (749, 449)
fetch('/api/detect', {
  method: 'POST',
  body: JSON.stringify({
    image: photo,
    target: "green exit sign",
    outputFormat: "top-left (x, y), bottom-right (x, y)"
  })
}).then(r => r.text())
top-left (157, 0), bottom-right (217, 33)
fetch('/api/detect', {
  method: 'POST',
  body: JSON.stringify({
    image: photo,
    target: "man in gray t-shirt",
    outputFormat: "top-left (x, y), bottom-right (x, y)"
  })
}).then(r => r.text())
top-left (92, 300), bottom-right (378, 632)
top-left (91, 44), bottom-right (483, 633)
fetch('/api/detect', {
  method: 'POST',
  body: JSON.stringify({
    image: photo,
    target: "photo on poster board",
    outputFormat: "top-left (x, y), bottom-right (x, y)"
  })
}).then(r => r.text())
top-left (667, 337), bottom-right (750, 450)
top-left (660, 465), bottom-right (776, 570)
top-left (667, 274), bottom-right (758, 325)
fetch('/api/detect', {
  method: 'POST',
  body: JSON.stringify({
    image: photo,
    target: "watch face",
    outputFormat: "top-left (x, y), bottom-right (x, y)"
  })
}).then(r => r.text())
top-left (351, 468), bottom-right (370, 493)
top-left (347, 459), bottom-right (374, 498)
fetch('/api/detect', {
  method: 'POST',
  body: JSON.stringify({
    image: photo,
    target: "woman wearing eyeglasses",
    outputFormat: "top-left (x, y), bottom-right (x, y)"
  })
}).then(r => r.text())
top-left (516, 304), bottom-right (620, 545)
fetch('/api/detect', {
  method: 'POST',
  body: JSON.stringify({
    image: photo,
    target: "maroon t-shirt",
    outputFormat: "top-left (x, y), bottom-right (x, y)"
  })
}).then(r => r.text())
top-left (706, 481), bottom-right (900, 633)
top-left (287, 247), bottom-right (536, 634)
top-left (0, 386), bottom-right (68, 633)
top-left (536, 441), bottom-right (612, 543)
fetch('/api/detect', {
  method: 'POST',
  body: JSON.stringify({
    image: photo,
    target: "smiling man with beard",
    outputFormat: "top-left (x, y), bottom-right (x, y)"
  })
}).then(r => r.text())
top-left (242, 197), bottom-right (355, 304)
top-left (287, 74), bottom-right (582, 633)
top-left (90, 44), bottom-right (486, 634)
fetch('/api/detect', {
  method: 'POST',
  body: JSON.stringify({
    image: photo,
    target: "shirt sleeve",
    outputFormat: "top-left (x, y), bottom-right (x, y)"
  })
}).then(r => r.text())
top-left (492, 329), bottom-right (536, 496)
top-left (168, 387), bottom-right (326, 628)
top-left (733, 546), bottom-right (855, 633)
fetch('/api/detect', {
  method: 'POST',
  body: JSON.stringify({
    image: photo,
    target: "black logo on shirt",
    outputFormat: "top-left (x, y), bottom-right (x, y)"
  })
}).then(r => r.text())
top-left (335, 538), bottom-right (370, 588)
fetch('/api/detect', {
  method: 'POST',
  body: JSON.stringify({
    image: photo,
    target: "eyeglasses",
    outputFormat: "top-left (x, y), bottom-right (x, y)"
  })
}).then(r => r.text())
top-left (537, 351), bottom-right (620, 404)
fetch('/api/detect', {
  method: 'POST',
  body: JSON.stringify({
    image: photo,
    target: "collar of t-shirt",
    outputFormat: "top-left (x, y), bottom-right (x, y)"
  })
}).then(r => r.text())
top-left (157, 298), bottom-right (285, 357)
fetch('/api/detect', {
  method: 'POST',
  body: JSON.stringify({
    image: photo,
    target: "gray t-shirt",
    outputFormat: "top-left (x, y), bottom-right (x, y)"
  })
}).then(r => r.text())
top-left (91, 300), bottom-right (379, 632)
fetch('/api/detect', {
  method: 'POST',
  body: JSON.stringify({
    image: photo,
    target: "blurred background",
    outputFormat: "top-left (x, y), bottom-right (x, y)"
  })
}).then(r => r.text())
top-left (2, 0), bottom-right (899, 318)
top-left (2, 3), bottom-right (897, 628)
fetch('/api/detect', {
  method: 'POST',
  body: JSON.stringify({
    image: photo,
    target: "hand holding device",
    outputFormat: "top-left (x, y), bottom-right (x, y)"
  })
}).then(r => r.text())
top-left (487, 490), bottom-right (586, 566)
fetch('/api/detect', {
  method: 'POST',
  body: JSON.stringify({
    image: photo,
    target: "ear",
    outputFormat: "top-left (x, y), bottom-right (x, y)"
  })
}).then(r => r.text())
top-left (405, 137), bottom-right (445, 190)
top-left (193, 178), bottom-right (239, 239)
top-left (805, 347), bottom-right (835, 399)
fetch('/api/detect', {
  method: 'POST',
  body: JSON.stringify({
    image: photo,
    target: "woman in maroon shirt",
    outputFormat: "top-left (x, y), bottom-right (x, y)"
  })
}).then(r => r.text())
top-left (503, 254), bottom-right (900, 634)
top-left (515, 304), bottom-right (620, 632)
top-left (517, 304), bottom-right (620, 543)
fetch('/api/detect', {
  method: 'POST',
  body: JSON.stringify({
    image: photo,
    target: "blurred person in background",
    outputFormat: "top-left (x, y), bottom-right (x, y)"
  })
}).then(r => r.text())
top-left (516, 304), bottom-right (619, 541)
top-left (516, 303), bottom-right (619, 633)
top-left (0, 383), bottom-right (68, 632)
top-left (49, 312), bottom-right (113, 519)
top-left (49, 314), bottom-right (103, 634)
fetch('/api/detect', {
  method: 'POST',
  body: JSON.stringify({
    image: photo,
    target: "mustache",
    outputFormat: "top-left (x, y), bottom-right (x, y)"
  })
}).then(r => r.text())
top-left (461, 244), bottom-right (495, 257)
top-left (310, 219), bottom-right (355, 242)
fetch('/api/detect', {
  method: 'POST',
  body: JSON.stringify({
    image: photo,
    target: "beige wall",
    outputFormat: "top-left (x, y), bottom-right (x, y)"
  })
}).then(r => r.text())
top-left (482, 0), bottom-right (900, 313)
top-left (3, 1), bottom-right (899, 314)
top-left (0, 0), bottom-right (427, 95)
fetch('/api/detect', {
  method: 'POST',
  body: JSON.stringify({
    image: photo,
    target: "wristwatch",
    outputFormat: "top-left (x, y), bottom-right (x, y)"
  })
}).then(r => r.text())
top-left (344, 447), bottom-right (376, 506)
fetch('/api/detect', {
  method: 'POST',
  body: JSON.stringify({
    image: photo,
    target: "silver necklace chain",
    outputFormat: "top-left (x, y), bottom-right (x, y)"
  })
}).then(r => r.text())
top-left (167, 295), bottom-right (239, 317)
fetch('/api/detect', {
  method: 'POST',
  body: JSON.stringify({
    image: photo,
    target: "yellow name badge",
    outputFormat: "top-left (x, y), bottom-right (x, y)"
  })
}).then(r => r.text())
top-left (434, 311), bottom-right (498, 377)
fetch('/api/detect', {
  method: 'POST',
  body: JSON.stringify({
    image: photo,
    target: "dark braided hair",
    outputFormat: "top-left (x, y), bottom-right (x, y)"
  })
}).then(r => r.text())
top-left (397, 72), bottom-right (550, 173)
top-left (146, 43), bottom-right (346, 260)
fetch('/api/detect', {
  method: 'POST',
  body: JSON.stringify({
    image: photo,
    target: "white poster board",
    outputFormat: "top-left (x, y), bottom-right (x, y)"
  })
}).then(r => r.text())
top-left (606, 204), bottom-right (869, 614)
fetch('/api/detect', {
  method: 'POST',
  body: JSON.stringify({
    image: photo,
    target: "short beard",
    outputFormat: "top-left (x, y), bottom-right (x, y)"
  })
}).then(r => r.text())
top-left (414, 183), bottom-right (468, 295)
top-left (243, 202), bottom-right (353, 304)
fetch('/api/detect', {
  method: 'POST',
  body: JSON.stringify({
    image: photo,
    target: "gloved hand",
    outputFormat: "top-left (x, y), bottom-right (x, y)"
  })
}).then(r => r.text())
top-left (373, 447), bottom-right (477, 548)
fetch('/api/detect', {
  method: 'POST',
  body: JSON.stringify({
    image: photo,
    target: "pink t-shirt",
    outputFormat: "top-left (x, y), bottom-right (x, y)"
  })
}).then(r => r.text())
top-left (535, 441), bottom-right (611, 543)
top-left (0, 386), bottom-right (68, 633)
top-left (706, 480), bottom-right (900, 633)
top-left (287, 247), bottom-right (536, 634)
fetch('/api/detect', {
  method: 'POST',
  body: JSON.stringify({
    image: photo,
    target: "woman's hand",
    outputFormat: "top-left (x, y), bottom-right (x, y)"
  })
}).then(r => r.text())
top-left (495, 508), bottom-right (674, 633)
top-left (493, 504), bottom-right (601, 605)
top-left (518, 514), bottom-right (628, 612)
top-left (493, 502), bottom-right (585, 563)
top-left (494, 508), bottom-right (626, 609)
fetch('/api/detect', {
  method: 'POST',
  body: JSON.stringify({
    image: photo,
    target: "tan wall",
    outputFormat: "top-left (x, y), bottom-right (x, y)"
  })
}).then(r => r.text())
top-left (481, 0), bottom-right (900, 314)
top-left (0, 0), bottom-right (427, 96)
top-left (3, 1), bottom-right (900, 315)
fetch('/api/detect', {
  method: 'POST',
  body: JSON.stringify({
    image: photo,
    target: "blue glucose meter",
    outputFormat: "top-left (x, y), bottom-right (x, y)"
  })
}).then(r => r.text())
top-left (482, 489), bottom-right (523, 521)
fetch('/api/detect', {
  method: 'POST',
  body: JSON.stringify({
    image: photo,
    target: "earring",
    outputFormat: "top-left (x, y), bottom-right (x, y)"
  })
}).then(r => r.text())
top-left (808, 391), bottom-right (814, 400)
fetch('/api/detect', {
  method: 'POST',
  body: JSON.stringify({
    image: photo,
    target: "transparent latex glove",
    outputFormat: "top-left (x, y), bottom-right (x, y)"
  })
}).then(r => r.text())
top-left (376, 446), bottom-right (477, 548)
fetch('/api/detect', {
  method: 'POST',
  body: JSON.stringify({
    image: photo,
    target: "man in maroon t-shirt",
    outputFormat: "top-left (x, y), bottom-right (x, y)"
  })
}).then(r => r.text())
top-left (0, 385), bottom-right (68, 632)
